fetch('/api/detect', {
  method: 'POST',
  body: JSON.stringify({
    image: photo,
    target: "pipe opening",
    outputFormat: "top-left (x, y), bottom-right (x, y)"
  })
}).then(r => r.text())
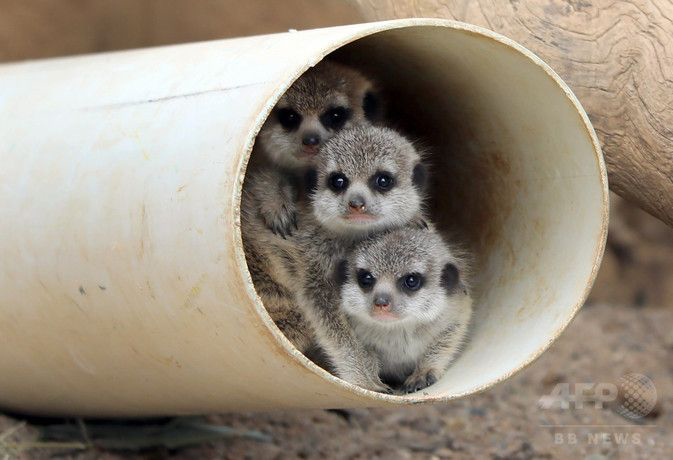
top-left (242, 24), bottom-right (607, 400)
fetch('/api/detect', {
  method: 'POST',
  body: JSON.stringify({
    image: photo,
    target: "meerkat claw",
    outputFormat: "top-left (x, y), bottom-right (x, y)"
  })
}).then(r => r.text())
top-left (402, 370), bottom-right (437, 394)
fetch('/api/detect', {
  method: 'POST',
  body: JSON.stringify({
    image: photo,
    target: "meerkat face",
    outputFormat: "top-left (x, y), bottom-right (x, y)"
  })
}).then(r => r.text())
top-left (338, 227), bottom-right (469, 327)
top-left (308, 126), bottom-right (426, 237)
top-left (257, 61), bottom-right (380, 170)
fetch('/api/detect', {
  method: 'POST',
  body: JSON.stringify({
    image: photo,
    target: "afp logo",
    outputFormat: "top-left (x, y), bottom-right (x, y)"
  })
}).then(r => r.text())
top-left (538, 373), bottom-right (657, 420)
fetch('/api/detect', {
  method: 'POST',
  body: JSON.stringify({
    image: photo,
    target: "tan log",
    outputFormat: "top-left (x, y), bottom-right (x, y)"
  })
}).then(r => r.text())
top-left (352, 0), bottom-right (673, 226)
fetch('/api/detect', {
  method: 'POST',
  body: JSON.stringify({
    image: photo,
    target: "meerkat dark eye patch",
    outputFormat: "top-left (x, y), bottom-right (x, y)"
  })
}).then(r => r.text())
top-left (327, 172), bottom-right (349, 193)
top-left (304, 168), bottom-right (318, 195)
top-left (399, 272), bottom-right (424, 293)
top-left (277, 108), bottom-right (302, 131)
top-left (441, 263), bottom-right (460, 294)
top-left (412, 163), bottom-right (427, 191)
top-left (356, 269), bottom-right (376, 291)
top-left (334, 259), bottom-right (348, 287)
top-left (370, 171), bottom-right (395, 193)
top-left (320, 106), bottom-right (351, 131)
top-left (363, 91), bottom-right (379, 121)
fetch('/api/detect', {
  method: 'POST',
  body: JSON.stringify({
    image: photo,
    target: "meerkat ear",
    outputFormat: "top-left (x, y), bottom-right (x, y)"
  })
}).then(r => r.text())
top-left (363, 90), bottom-right (380, 121)
top-left (412, 162), bottom-right (427, 191)
top-left (440, 262), bottom-right (460, 295)
top-left (304, 168), bottom-right (318, 195)
top-left (334, 259), bottom-right (349, 287)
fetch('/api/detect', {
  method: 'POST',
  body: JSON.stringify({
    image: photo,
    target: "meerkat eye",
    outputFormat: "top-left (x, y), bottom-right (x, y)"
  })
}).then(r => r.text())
top-left (356, 269), bottom-right (376, 290)
top-left (277, 108), bottom-right (302, 131)
top-left (327, 172), bottom-right (349, 193)
top-left (401, 273), bottom-right (424, 292)
top-left (371, 172), bottom-right (395, 192)
top-left (320, 106), bottom-right (350, 131)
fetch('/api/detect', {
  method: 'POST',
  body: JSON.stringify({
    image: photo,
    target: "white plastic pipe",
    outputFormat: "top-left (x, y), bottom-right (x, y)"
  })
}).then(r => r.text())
top-left (0, 19), bottom-right (608, 416)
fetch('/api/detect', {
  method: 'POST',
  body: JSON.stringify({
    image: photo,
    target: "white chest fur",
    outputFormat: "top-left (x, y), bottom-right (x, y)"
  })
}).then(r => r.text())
top-left (351, 320), bottom-right (436, 380)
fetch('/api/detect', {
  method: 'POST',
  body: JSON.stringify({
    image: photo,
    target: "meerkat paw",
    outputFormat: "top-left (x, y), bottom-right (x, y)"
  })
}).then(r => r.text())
top-left (261, 202), bottom-right (298, 238)
top-left (357, 377), bottom-right (393, 394)
top-left (367, 379), bottom-right (393, 394)
top-left (337, 369), bottom-right (392, 394)
top-left (401, 368), bottom-right (438, 394)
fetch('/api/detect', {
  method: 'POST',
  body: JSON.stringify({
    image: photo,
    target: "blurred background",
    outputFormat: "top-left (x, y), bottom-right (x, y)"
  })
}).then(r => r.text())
top-left (0, 1), bottom-right (671, 459)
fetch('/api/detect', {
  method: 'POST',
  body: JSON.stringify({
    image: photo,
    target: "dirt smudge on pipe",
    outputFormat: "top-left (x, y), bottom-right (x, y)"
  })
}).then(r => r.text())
top-left (182, 274), bottom-right (207, 312)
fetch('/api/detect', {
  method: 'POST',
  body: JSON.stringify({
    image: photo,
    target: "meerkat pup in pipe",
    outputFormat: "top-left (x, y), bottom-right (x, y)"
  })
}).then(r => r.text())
top-left (245, 60), bottom-right (381, 237)
top-left (338, 226), bottom-right (473, 394)
top-left (292, 125), bottom-right (428, 392)
top-left (242, 61), bottom-right (380, 354)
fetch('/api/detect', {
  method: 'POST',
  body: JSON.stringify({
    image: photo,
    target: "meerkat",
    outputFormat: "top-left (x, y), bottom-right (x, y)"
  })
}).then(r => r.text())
top-left (337, 225), bottom-right (473, 394)
top-left (241, 62), bottom-right (380, 354)
top-left (245, 60), bottom-right (381, 237)
top-left (290, 125), bottom-right (428, 392)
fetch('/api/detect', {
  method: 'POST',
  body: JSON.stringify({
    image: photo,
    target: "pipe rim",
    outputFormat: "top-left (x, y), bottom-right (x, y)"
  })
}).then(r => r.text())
top-left (232, 18), bottom-right (609, 405)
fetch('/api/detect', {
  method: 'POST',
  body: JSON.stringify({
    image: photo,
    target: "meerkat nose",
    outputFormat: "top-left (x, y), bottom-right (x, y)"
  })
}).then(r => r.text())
top-left (373, 294), bottom-right (391, 310)
top-left (348, 196), bottom-right (366, 213)
top-left (302, 133), bottom-right (321, 146)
